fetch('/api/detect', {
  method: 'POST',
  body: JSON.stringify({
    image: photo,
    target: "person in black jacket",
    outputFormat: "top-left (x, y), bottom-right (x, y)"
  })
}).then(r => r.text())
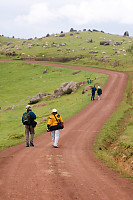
top-left (97, 86), bottom-right (102, 100)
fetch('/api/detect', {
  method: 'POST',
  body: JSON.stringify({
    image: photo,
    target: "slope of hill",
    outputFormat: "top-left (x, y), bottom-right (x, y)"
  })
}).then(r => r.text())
top-left (0, 30), bottom-right (133, 71)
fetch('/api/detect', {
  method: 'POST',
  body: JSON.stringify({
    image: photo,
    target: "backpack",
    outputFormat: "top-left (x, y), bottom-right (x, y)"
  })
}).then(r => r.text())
top-left (99, 89), bottom-right (102, 94)
top-left (22, 111), bottom-right (31, 125)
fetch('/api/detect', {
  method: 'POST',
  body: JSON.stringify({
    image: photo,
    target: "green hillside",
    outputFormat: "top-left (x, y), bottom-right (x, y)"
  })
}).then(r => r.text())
top-left (0, 30), bottom-right (133, 71)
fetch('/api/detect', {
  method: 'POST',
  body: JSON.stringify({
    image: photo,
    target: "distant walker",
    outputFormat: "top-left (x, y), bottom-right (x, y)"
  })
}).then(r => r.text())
top-left (97, 86), bottom-right (102, 100)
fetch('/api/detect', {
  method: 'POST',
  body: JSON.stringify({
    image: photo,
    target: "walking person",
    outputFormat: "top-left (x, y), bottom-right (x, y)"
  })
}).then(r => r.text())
top-left (91, 85), bottom-right (97, 101)
top-left (22, 105), bottom-right (37, 147)
top-left (47, 109), bottom-right (64, 148)
top-left (97, 86), bottom-right (102, 100)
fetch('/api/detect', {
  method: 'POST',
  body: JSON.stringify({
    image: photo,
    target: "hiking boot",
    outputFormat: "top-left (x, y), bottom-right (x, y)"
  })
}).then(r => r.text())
top-left (26, 143), bottom-right (29, 147)
top-left (30, 142), bottom-right (34, 147)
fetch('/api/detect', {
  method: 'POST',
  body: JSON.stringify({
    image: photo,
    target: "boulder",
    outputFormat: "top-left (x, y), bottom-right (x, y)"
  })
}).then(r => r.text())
top-left (89, 51), bottom-right (98, 54)
top-left (100, 56), bottom-right (109, 62)
top-left (93, 29), bottom-right (99, 32)
top-left (29, 93), bottom-right (50, 104)
top-left (29, 96), bottom-right (41, 104)
top-left (43, 69), bottom-right (47, 73)
top-left (59, 34), bottom-right (65, 37)
top-left (51, 44), bottom-right (56, 47)
top-left (59, 43), bottom-right (66, 46)
top-left (70, 28), bottom-right (77, 32)
top-left (124, 31), bottom-right (129, 36)
top-left (114, 42), bottom-right (122, 46)
top-left (54, 88), bottom-right (63, 97)
top-left (82, 85), bottom-right (91, 94)
top-left (46, 34), bottom-right (50, 37)
top-left (37, 93), bottom-right (50, 98)
top-left (100, 41), bottom-right (110, 45)
top-left (72, 70), bottom-right (81, 75)
top-left (61, 82), bottom-right (79, 94)
top-left (81, 47), bottom-right (86, 50)
top-left (29, 81), bottom-right (87, 104)
top-left (87, 39), bottom-right (93, 43)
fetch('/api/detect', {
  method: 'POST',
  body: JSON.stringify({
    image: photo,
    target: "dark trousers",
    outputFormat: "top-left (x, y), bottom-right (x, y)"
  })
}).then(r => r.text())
top-left (91, 95), bottom-right (95, 100)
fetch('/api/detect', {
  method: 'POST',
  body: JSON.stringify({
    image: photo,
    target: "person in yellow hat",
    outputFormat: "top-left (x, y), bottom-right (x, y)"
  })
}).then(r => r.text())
top-left (47, 109), bottom-right (64, 148)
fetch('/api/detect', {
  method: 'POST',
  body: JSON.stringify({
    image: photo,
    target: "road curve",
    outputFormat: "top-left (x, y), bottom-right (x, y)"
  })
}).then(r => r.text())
top-left (0, 61), bottom-right (132, 200)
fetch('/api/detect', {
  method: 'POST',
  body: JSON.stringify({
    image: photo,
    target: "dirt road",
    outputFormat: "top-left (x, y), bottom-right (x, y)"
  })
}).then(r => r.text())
top-left (0, 61), bottom-right (133, 200)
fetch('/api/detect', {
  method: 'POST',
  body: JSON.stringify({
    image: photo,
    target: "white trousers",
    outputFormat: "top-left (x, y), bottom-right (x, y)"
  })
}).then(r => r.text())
top-left (98, 95), bottom-right (101, 100)
top-left (52, 129), bottom-right (60, 147)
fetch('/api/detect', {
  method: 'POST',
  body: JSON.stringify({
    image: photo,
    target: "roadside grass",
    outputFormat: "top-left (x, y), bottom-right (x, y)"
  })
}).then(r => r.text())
top-left (0, 61), bottom-right (108, 151)
top-left (93, 73), bottom-right (133, 179)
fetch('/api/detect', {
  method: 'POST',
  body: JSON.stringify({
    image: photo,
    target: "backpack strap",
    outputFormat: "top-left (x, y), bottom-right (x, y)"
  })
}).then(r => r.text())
top-left (54, 114), bottom-right (60, 123)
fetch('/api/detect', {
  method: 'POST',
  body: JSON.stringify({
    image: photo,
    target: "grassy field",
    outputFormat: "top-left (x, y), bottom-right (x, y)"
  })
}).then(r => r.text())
top-left (0, 31), bottom-right (133, 71)
top-left (0, 61), bottom-right (107, 151)
top-left (0, 30), bottom-right (133, 178)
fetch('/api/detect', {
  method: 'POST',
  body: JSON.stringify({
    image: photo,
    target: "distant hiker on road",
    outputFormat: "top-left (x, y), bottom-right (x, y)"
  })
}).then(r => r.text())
top-left (97, 86), bottom-right (102, 100)
top-left (22, 105), bottom-right (37, 147)
top-left (91, 85), bottom-right (97, 101)
top-left (47, 109), bottom-right (64, 148)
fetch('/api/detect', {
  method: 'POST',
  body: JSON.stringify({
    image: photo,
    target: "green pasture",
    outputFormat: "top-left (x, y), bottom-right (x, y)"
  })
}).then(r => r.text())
top-left (0, 61), bottom-right (108, 151)
top-left (0, 31), bottom-right (133, 71)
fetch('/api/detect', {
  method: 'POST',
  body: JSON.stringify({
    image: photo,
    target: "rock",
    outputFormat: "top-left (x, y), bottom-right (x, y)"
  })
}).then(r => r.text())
top-left (72, 70), bottom-right (81, 75)
top-left (30, 81), bottom-right (87, 103)
top-left (59, 43), bottom-right (66, 46)
top-left (60, 82), bottom-right (79, 94)
top-left (89, 51), bottom-right (98, 54)
top-left (124, 31), bottom-right (129, 36)
top-left (7, 42), bottom-right (12, 46)
top-left (6, 51), bottom-right (17, 56)
top-left (70, 28), bottom-right (77, 32)
top-left (81, 47), bottom-right (86, 50)
top-left (82, 85), bottom-right (91, 94)
top-left (29, 96), bottom-right (41, 104)
top-left (87, 39), bottom-right (93, 43)
top-left (29, 93), bottom-right (50, 104)
top-left (46, 34), bottom-right (50, 37)
top-left (4, 106), bottom-right (14, 112)
top-left (93, 29), bottom-right (99, 32)
top-left (59, 34), bottom-right (65, 37)
top-left (54, 88), bottom-right (63, 97)
top-left (100, 41), bottom-right (110, 45)
top-left (51, 44), bottom-right (56, 47)
top-left (100, 56), bottom-right (109, 62)
top-left (43, 69), bottom-right (47, 73)
top-left (114, 42), bottom-right (122, 46)
top-left (37, 93), bottom-right (50, 98)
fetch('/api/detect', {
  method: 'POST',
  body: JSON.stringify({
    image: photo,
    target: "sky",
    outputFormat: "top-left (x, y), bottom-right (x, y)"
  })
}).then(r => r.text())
top-left (1, 0), bottom-right (133, 39)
